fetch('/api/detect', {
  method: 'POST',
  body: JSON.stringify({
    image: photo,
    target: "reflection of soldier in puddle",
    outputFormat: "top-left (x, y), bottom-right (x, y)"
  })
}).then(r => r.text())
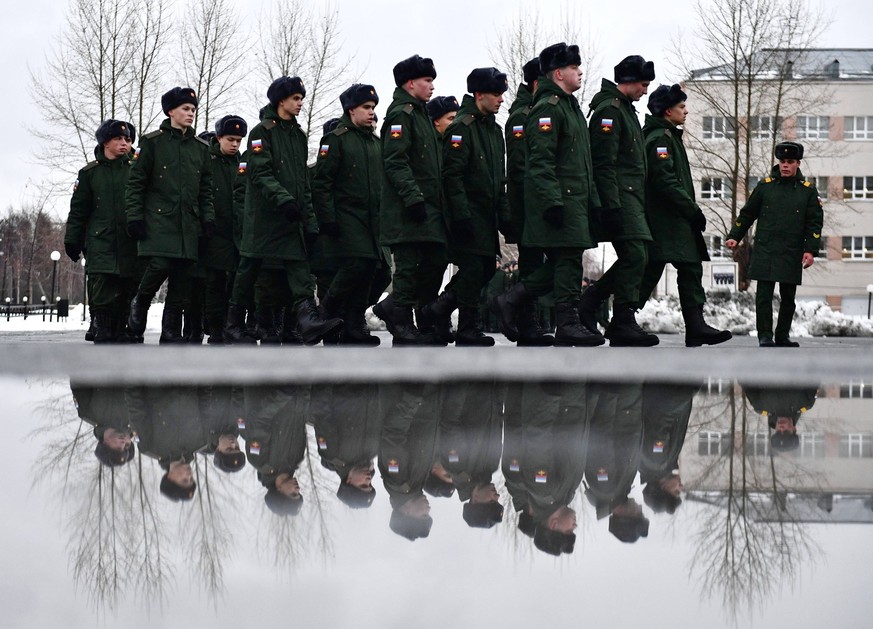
top-left (241, 385), bottom-right (309, 515)
top-left (433, 382), bottom-right (504, 529)
top-left (71, 384), bottom-right (136, 467)
top-left (310, 383), bottom-right (381, 509)
top-left (379, 383), bottom-right (440, 540)
top-left (639, 383), bottom-right (699, 515)
top-left (201, 385), bottom-right (247, 473)
top-left (583, 382), bottom-right (649, 543)
top-left (740, 383), bottom-right (819, 453)
top-left (500, 383), bottom-right (535, 537)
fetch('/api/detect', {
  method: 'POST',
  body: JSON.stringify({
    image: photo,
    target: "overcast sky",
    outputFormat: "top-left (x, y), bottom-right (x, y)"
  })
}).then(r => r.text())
top-left (3, 0), bottom-right (870, 218)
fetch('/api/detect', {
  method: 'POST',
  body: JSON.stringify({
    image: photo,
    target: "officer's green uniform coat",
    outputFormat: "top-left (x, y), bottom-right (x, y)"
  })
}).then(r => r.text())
top-left (125, 119), bottom-right (214, 259)
top-left (504, 83), bottom-right (534, 243)
top-left (727, 165), bottom-right (823, 285)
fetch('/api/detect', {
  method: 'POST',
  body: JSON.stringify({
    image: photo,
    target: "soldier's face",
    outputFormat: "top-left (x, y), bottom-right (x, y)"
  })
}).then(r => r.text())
top-left (280, 93), bottom-right (305, 118)
top-left (276, 473), bottom-right (301, 498)
top-left (549, 506), bottom-right (577, 534)
top-left (216, 434), bottom-right (241, 453)
top-left (555, 64), bottom-right (583, 92)
top-left (103, 427), bottom-right (131, 451)
top-left (774, 416), bottom-right (797, 434)
top-left (349, 101), bottom-right (377, 128)
top-left (433, 112), bottom-right (456, 136)
top-left (779, 159), bottom-right (799, 178)
top-left (665, 101), bottom-right (688, 126)
top-left (104, 136), bottom-right (131, 159)
top-left (625, 81), bottom-right (650, 102)
top-left (659, 475), bottom-right (684, 497)
top-left (471, 483), bottom-right (500, 504)
top-left (169, 103), bottom-right (196, 129)
top-left (408, 76), bottom-right (435, 102)
top-left (476, 92), bottom-right (504, 115)
top-left (168, 461), bottom-right (194, 487)
top-left (399, 495), bottom-right (431, 518)
top-left (347, 464), bottom-right (375, 491)
top-left (218, 135), bottom-right (243, 156)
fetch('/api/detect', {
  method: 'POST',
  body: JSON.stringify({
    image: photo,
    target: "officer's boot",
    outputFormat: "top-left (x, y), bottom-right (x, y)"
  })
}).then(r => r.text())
top-left (605, 304), bottom-right (659, 347)
top-left (183, 309), bottom-right (204, 344)
top-left (224, 304), bottom-right (258, 344)
top-left (159, 304), bottom-right (186, 344)
top-left (388, 304), bottom-right (429, 346)
top-left (92, 309), bottom-right (115, 344)
top-left (455, 308), bottom-right (495, 347)
top-left (415, 307), bottom-right (445, 346)
top-left (419, 290), bottom-right (457, 345)
top-left (296, 298), bottom-right (344, 345)
top-left (320, 292), bottom-right (343, 345)
top-left (577, 284), bottom-right (608, 338)
top-left (256, 306), bottom-right (281, 344)
top-left (205, 312), bottom-right (226, 345)
top-left (517, 300), bottom-right (554, 346)
top-left (85, 307), bottom-right (96, 342)
top-left (555, 302), bottom-right (607, 347)
top-left (490, 283), bottom-right (532, 343)
top-left (342, 307), bottom-right (380, 346)
top-left (128, 293), bottom-right (151, 336)
top-left (683, 304), bottom-right (732, 347)
top-left (280, 307), bottom-right (304, 345)
top-left (372, 295), bottom-right (398, 335)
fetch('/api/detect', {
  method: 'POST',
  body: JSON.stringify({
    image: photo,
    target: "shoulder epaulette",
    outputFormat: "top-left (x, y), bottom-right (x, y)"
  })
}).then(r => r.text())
top-left (143, 129), bottom-right (163, 140)
top-left (612, 97), bottom-right (622, 108)
top-left (803, 180), bottom-right (811, 187)
top-left (401, 103), bottom-right (415, 115)
top-left (262, 118), bottom-right (277, 130)
top-left (461, 114), bottom-right (476, 126)
top-left (663, 128), bottom-right (673, 138)
top-left (524, 105), bottom-right (533, 114)
top-left (81, 160), bottom-right (99, 172)
top-left (330, 126), bottom-right (349, 137)
top-left (547, 95), bottom-right (560, 106)
top-left (763, 177), bottom-right (773, 183)
top-left (195, 136), bottom-right (210, 147)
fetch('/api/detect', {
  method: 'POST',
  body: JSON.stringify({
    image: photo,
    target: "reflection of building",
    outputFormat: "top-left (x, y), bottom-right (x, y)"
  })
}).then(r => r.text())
top-left (687, 492), bottom-right (873, 524)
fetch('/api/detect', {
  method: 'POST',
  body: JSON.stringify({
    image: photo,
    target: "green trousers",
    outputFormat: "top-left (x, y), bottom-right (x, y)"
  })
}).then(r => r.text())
top-left (595, 239), bottom-right (648, 308)
top-left (446, 252), bottom-right (496, 308)
top-left (329, 256), bottom-right (379, 309)
top-left (522, 247), bottom-right (584, 304)
top-left (230, 256), bottom-right (315, 310)
top-left (137, 256), bottom-right (194, 308)
top-left (637, 260), bottom-right (706, 310)
top-left (756, 280), bottom-right (797, 341)
top-left (390, 242), bottom-right (447, 308)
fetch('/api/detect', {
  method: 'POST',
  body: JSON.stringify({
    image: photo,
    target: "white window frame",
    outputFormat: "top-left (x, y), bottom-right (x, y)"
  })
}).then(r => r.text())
top-left (699, 431), bottom-right (726, 456)
top-left (702, 116), bottom-right (736, 140)
top-left (841, 236), bottom-right (873, 260)
top-left (844, 116), bottom-right (873, 140)
top-left (843, 176), bottom-right (873, 200)
top-left (701, 177), bottom-right (733, 200)
top-left (796, 115), bottom-right (830, 140)
top-left (799, 433), bottom-right (825, 458)
top-left (840, 433), bottom-right (872, 458)
top-left (749, 115), bottom-right (782, 140)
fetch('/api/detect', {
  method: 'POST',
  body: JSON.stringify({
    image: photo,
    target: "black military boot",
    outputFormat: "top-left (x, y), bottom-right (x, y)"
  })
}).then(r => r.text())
top-left (387, 304), bottom-right (430, 346)
top-left (490, 283), bottom-right (531, 342)
top-left (224, 304), bottom-right (258, 344)
top-left (683, 305), bottom-right (732, 347)
top-left (296, 298), bottom-right (344, 345)
top-left (555, 302), bottom-right (606, 347)
top-left (342, 307), bottom-right (380, 346)
top-left (605, 304), bottom-right (659, 347)
top-left (205, 312), bottom-right (226, 345)
top-left (183, 309), bottom-right (204, 344)
top-left (128, 292), bottom-right (150, 336)
top-left (85, 308), bottom-right (96, 342)
top-left (92, 309), bottom-right (115, 344)
top-left (455, 308), bottom-right (495, 347)
top-left (159, 304), bottom-right (186, 344)
top-left (320, 292), bottom-right (343, 345)
top-left (517, 301), bottom-right (554, 346)
top-left (280, 307), bottom-right (304, 345)
top-left (419, 290), bottom-right (457, 345)
top-left (372, 295), bottom-right (398, 336)
top-left (256, 306), bottom-right (281, 344)
top-left (577, 284), bottom-right (608, 336)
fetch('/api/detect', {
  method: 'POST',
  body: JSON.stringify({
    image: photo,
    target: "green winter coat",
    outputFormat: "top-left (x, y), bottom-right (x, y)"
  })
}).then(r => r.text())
top-left (241, 105), bottom-right (316, 261)
top-left (312, 114), bottom-right (383, 259)
top-left (125, 119), bottom-right (215, 259)
top-left (523, 77), bottom-right (600, 249)
top-left (588, 79), bottom-right (650, 242)
top-left (201, 139), bottom-right (241, 272)
top-left (442, 95), bottom-right (510, 257)
top-left (727, 165), bottom-right (823, 285)
top-left (125, 386), bottom-right (207, 465)
top-left (241, 385), bottom-right (309, 488)
top-left (639, 382), bottom-right (697, 486)
top-left (379, 87), bottom-right (446, 246)
top-left (232, 151), bottom-right (248, 250)
top-left (504, 83), bottom-right (534, 243)
top-left (642, 115), bottom-right (709, 263)
top-left (65, 147), bottom-right (139, 276)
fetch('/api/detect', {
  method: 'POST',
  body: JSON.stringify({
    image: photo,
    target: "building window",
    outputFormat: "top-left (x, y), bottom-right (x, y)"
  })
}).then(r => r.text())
top-left (698, 431), bottom-right (728, 456)
top-left (706, 235), bottom-right (730, 259)
top-left (840, 381), bottom-right (873, 398)
top-left (799, 433), bottom-right (825, 458)
top-left (814, 236), bottom-right (828, 259)
top-left (747, 175), bottom-right (762, 194)
top-left (796, 115), bottom-right (830, 139)
top-left (749, 115), bottom-right (782, 140)
top-left (839, 433), bottom-right (872, 458)
top-left (842, 236), bottom-right (873, 260)
top-left (703, 116), bottom-right (736, 140)
top-left (745, 433), bottom-right (769, 457)
top-left (843, 176), bottom-right (873, 200)
top-left (844, 116), bottom-right (873, 140)
top-left (806, 176), bottom-right (828, 200)
top-left (701, 178), bottom-right (733, 199)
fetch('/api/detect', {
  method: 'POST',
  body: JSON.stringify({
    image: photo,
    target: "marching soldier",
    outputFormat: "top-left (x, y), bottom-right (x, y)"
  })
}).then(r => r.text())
top-left (581, 55), bottom-right (659, 347)
top-left (126, 87), bottom-right (216, 344)
top-left (639, 84), bottom-right (731, 346)
top-left (373, 54), bottom-right (448, 346)
top-left (426, 95), bottom-right (460, 137)
top-left (65, 119), bottom-right (139, 343)
top-left (726, 141), bottom-right (823, 347)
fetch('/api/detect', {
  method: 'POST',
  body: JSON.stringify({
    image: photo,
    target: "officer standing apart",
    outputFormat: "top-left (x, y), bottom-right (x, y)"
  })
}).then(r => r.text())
top-left (492, 43), bottom-right (603, 347)
top-left (726, 142), bottom-right (823, 347)
top-left (639, 84), bottom-right (731, 347)
top-left (373, 55), bottom-right (448, 346)
top-left (65, 120), bottom-right (139, 343)
top-left (313, 83), bottom-right (383, 346)
top-left (581, 56), bottom-right (659, 347)
top-left (422, 67), bottom-right (514, 346)
top-left (224, 76), bottom-right (343, 345)
top-left (126, 87), bottom-right (216, 344)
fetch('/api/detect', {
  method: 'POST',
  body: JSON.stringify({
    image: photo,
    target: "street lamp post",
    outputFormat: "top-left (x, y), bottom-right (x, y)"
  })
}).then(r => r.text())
top-left (50, 250), bottom-right (61, 322)
top-left (5, 297), bottom-right (9, 322)
top-left (22, 296), bottom-right (28, 320)
top-left (81, 257), bottom-right (87, 322)
top-left (41, 296), bottom-right (46, 321)
top-left (867, 284), bottom-right (873, 319)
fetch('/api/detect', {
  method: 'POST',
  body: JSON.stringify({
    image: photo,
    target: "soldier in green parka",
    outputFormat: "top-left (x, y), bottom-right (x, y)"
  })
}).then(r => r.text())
top-left (491, 42), bottom-right (603, 347)
top-left (224, 76), bottom-right (342, 346)
top-left (581, 55), bottom-right (659, 347)
top-left (638, 84), bottom-right (731, 347)
top-left (726, 141), bottom-right (823, 347)
top-left (420, 68), bottom-right (513, 347)
top-left (71, 382), bottom-right (136, 467)
top-left (372, 54), bottom-right (448, 346)
top-left (126, 87), bottom-right (216, 344)
top-left (313, 84), bottom-right (384, 346)
top-left (426, 95), bottom-right (460, 137)
top-left (65, 120), bottom-right (140, 343)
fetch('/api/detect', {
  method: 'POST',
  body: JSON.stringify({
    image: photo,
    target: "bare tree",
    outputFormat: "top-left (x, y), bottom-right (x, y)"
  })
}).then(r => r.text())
top-left (125, 0), bottom-right (173, 138)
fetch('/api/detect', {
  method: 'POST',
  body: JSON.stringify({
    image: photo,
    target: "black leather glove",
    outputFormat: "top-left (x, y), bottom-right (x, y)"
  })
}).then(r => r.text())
top-left (543, 205), bottom-right (564, 228)
top-left (319, 221), bottom-right (341, 239)
top-left (451, 218), bottom-right (475, 245)
top-left (279, 200), bottom-right (302, 222)
top-left (499, 220), bottom-right (518, 243)
top-left (65, 243), bottom-right (82, 263)
top-left (127, 220), bottom-right (147, 241)
top-left (599, 207), bottom-right (624, 238)
top-left (203, 221), bottom-right (218, 239)
top-left (304, 231), bottom-right (318, 252)
top-left (691, 209), bottom-right (707, 232)
top-left (407, 201), bottom-right (427, 223)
